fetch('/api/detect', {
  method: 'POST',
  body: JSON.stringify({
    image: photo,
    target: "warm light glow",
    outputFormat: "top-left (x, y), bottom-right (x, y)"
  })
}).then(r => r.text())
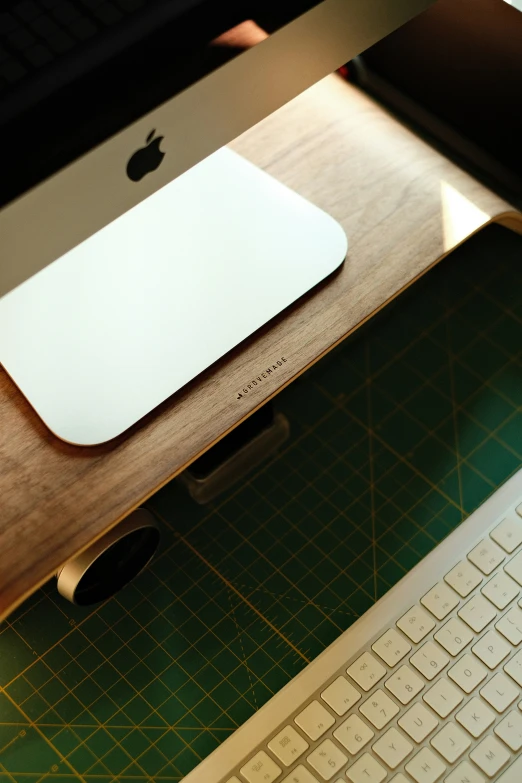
top-left (440, 181), bottom-right (490, 251)
top-left (212, 21), bottom-right (269, 49)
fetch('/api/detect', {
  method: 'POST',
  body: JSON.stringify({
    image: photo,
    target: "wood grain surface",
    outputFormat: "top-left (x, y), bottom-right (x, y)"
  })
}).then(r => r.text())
top-left (1, 75), bottom-right (521, 621)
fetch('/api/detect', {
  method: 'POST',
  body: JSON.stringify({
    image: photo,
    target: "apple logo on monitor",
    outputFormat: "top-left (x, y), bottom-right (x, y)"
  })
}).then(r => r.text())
top-left (126, 130), bottom-right (165, 182)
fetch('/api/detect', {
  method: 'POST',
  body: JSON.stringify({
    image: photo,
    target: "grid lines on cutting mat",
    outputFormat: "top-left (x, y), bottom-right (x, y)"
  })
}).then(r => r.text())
top-left (1, 224), bottom-right (521, 781)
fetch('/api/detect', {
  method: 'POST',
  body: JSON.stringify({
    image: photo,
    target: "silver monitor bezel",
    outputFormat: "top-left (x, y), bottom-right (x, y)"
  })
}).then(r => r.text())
top-left (0, 0), bottom-right (434, 299)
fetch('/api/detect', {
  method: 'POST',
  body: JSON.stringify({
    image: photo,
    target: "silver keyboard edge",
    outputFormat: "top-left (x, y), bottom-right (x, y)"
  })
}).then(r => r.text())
top-left (182, 468), bottom-right (522, 783)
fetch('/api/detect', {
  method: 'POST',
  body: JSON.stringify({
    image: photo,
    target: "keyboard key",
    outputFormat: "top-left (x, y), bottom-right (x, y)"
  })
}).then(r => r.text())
top-left (445, 560), bottom-right (482, 597)
top-left (390, 776), bottom-right (409, 783)
top-left (306, 739), bottom-right (347, 781)
top-left (468, 539), bottom-right (505, 574)
top-left (469, 734), bottom-right (510, 777)
top-left (333, 714), bottom-right (373, 755)
top-left (372, 727), bottom-right (412, 769)
top-left (226, 778), bottom-right (241, 783)
top-left (281, 766), bottom-right (319, 783)
top-left (347, 652), bottom-right (386, 692)
top-left (444, 760), bottom-right (485, 783)
top-left (421, 582), bottom-right (459, 620)
top-left (496, 605), bottom-right (522, 644)
top-left (397, 606), bottom-right (435, 643)
top-left (495, 709), bottom-right (522, 750)
top-left (456, 696), bottom-right (495, 738)
top-left (481, 571), bottom-right (519, 610)
top-left (359, 689), bottom-right (399, 730)
top-left (410, 641), bottom-right (449, 681)
top-left (385, 664), bottom-right (424, 704)
top-left (448, 653), bottom-right (488, 693)
top-left (372, 628), bottom-right (411, 667)
top-left (321, 677), bottom-right (360, 717)
top-left (423, 678), bottom-right (463, 718)
top-left (405, 747), bottom-right (446, 783)
top-left (480, 672), bottom-right (519, 713)
top-left (492, 514), bottom-right (522, 553)
top-left (504, 649), bottom-right (522, 686)
top-left (240, 752), bottom-right (282, 783)
top-left (430, 721), bottom-right (470, 763)
top-left (458, 594), bottom-right (497, 632)
top-left (505, 551), bottom-right (522, 585)
top-left (398, 702), bottom-right (439, 742)
top-left (346, 753), bottom-right (386, 783)
top-left (268, 726), bottom-right (309, 766)
top-left (434, 617), bottom-right (474, 656)
top-left (295, 701), bottom-right (335, 741)
top-left (472, 629), bottom-right (511, 669)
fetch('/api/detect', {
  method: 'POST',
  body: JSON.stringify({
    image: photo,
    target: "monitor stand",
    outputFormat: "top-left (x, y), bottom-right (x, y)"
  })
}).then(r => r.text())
top-left (0, 148), bottom-right (347, 446)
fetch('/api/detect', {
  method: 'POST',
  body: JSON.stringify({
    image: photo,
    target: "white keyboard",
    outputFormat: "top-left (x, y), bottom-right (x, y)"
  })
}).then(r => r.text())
top-left (183, 469), bottom-right (522, 783)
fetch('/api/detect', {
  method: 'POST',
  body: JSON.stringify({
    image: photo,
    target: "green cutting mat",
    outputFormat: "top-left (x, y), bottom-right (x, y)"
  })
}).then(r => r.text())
top-left (1, 224), bottom-right (522, 782)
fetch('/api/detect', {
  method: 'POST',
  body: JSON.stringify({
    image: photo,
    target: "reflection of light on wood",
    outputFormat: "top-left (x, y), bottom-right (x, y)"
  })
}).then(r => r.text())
top-left (212, 21), bottom-right (269, 49)
top-left (441, 181), bottom-right (490, 251)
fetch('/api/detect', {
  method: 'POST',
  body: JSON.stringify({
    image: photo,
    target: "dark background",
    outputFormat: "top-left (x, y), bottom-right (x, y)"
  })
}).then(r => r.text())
top-left (358, 0), bottom-right (522, 201)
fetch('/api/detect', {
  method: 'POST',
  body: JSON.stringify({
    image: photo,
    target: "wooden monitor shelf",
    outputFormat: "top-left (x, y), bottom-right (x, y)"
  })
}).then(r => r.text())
top-left (1, 75), bottom-right (520, 621)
